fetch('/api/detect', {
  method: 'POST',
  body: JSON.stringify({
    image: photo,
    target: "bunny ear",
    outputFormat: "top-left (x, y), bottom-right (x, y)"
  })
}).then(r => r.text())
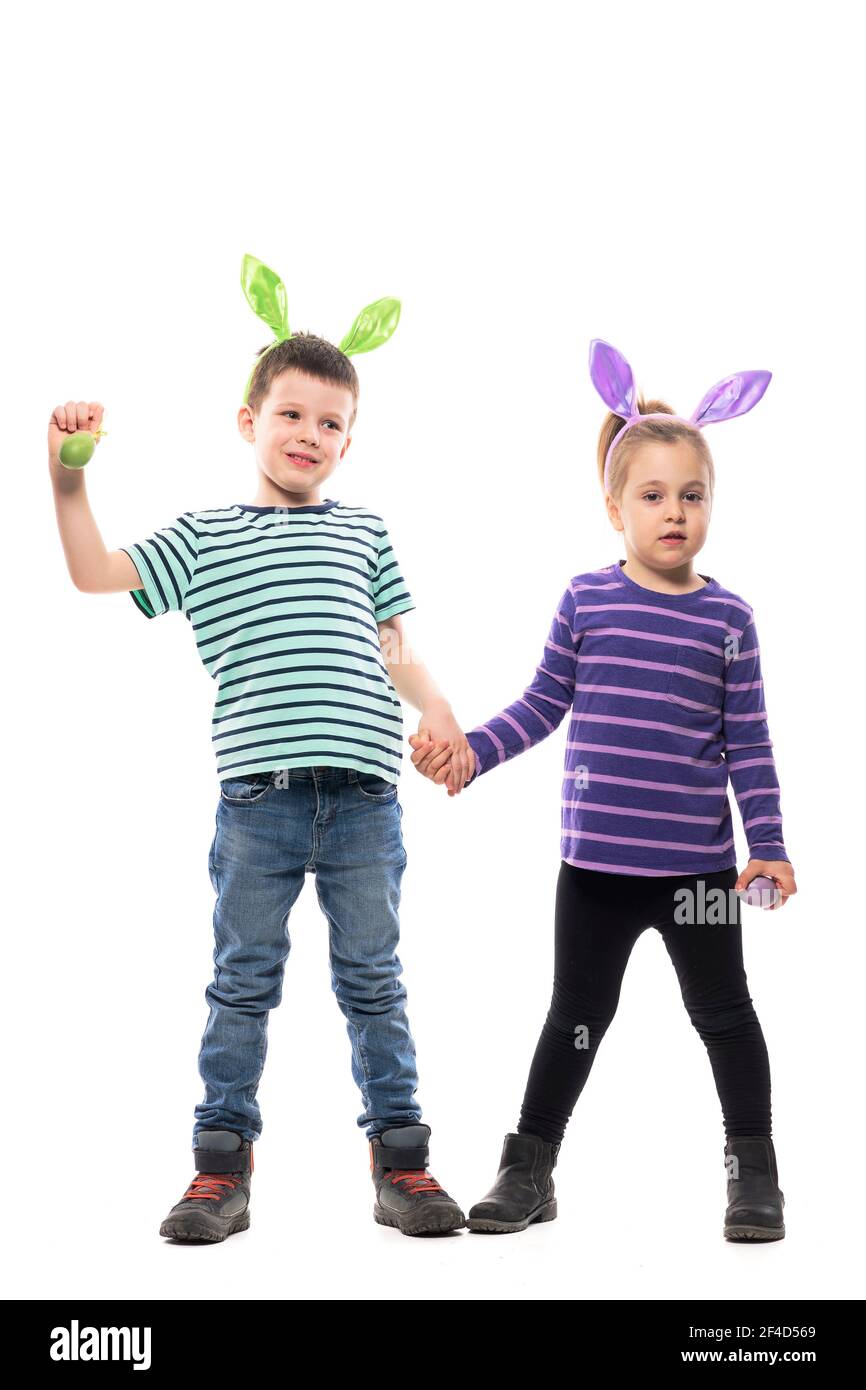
top-left (690, 370), bottom-right (771, 426)
top-left (589, 339), bottom-right (637, 418)
top-left (338, 297), bottom-right (401, 355)
top-left (241, 254), bottom-right (290, 340)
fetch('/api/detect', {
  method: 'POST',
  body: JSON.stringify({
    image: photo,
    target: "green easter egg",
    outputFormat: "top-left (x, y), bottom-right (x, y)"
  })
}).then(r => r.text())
top-left (59, 431), bottom-right (96, 469)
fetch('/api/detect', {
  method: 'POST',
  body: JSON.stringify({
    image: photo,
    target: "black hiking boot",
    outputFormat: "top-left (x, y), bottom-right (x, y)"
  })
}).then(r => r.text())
top-left (723, 1134), bottom-right (785, 1241)
top-left (467, 1131), bottom-right (560, 1233)
top-left (369, 1123), bottom-right (465, 1236)
top-left (159, 1129), bottom-right (254, 1243)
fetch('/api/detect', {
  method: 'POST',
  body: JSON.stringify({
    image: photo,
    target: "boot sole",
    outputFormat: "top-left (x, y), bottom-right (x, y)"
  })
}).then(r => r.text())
top-left (467, 1199), bottom-right (558, 1233)
top-left (373, 1202), bottom-right (466, 1236)
top-left (724, 1222), bottom-right (785, 1242)
top-left (159, 1213), bottom-right (250, 1243)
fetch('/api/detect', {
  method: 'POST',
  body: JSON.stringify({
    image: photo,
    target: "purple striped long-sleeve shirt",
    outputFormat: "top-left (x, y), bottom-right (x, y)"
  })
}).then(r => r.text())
top-left (464, 559), bottom-right (789, 877)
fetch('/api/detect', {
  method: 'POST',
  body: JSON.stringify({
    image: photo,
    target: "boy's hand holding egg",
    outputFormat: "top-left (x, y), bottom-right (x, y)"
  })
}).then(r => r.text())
top-left (48, 400), bottom-right (107, 470)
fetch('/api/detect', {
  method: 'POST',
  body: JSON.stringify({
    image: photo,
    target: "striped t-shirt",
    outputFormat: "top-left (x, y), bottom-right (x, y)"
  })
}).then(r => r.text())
top-left (120, 499), bottom-right (415, 781)
top-left (464, 559), bottom-right (789, 877)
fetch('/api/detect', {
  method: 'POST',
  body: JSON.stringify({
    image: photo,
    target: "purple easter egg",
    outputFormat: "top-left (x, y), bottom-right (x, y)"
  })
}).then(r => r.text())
top-left (737, 874), bottom-right (781, 909)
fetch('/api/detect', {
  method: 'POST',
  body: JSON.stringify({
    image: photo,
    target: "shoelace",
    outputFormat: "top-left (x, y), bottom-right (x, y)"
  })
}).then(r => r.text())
top-left (387, 1168), bottom-right (444, 1195)
top-left (182, 1172), bottom-right (242, 1202)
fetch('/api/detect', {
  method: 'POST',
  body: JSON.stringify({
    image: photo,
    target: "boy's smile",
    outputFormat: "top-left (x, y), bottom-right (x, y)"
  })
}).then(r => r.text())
top-left (238, 366), bottom-right (354, 507)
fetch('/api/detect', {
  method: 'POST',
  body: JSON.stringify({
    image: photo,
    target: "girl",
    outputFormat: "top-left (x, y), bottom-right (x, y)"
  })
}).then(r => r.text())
top-left (409, 339), bottom-right (797, 1242)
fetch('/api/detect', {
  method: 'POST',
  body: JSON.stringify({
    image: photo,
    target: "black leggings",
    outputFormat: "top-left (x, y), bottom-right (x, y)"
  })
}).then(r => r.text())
top-left (517, 863), bottom-right (773, 1145)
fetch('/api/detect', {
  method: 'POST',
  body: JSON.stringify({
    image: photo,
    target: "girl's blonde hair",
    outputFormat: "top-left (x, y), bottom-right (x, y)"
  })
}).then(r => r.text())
top-left (597, 396), bottom-right (715, 502)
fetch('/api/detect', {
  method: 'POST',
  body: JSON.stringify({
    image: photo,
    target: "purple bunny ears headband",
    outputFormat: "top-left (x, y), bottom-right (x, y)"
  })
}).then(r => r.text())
top-left (589, 339), bottom-right (772, 493)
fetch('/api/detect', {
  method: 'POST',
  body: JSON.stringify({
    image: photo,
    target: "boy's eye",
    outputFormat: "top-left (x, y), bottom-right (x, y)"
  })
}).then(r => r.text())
top-left (281, 410), bottom-right (340, 430)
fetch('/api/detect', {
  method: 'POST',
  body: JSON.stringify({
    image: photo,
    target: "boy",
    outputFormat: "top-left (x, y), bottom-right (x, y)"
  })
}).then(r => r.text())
top-left (47, 321), bottom-right (473, 1241)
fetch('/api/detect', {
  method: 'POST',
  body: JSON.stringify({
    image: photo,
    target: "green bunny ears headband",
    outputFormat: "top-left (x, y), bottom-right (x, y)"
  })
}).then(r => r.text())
top-left (240, 253), bottom-right (401, 404)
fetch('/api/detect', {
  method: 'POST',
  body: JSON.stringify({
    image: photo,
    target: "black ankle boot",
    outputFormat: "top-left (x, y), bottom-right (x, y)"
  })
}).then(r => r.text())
top-left (369, 1123), bottom-right (465, 1236)
top-left (724, 1135), bottom-right (785, 1242)
top-left (159, 1129), bottom-right (253, 1243)
top-left (467, 1131), bottom-right (560, 1233)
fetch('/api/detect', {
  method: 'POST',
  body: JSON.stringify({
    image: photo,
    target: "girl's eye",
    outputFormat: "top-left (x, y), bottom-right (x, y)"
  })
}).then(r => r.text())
top-left (642, 491), bottom-right (704, 502)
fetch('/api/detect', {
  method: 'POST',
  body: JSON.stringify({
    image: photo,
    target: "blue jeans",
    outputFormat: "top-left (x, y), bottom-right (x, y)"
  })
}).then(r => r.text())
top-left (193, 765), bottom-right (422, 1148)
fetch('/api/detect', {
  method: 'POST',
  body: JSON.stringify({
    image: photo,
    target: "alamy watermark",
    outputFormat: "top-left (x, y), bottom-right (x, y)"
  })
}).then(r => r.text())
top-left (50, 1320), bottom-right (151, 1370)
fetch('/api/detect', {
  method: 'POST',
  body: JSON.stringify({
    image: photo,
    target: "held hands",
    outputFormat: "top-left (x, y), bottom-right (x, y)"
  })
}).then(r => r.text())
top-left (408, 703), bottom-right (475, 796)
top-left (735, 859), bottom-right (798, 911)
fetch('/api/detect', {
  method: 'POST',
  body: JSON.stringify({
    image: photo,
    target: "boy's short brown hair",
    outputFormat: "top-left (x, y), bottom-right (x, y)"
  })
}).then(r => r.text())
top-left (247, 332), bottom-right (360, 431)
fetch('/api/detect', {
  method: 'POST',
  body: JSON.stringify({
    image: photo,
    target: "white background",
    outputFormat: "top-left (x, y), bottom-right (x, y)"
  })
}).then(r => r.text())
top-left (4, 0), bottom-right (863, 1301)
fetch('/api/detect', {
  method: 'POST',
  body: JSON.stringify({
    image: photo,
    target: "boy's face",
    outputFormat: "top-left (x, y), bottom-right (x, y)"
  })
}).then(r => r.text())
top-left (238, 367), bottom-right (354, 502)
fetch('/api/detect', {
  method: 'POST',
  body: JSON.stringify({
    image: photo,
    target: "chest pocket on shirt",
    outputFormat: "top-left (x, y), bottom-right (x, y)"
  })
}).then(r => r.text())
top-left (664, 646), bottom-right (726, 713)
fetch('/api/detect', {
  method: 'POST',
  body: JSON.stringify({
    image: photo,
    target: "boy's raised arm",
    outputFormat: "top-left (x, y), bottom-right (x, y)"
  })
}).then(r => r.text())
top-left (48, 400), bottom-right (142, 594)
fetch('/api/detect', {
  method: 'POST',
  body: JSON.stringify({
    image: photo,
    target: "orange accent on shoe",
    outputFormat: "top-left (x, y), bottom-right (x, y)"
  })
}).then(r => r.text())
top-left (182, 1173), bottom-right (241, 1202)
top-left (387, 1168), bottom-right (443, 1194)
top-left (250, 1144), bottom-right (254, 1174)
top-left (369, 1142), bottom-right (374, 1173)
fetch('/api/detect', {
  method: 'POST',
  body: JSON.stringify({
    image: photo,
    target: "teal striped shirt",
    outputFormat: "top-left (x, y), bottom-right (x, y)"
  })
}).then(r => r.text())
top-left (120, 499), bottom-right (416, 781)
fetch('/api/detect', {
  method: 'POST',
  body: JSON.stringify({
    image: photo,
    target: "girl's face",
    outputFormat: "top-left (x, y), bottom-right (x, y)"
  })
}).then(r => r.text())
top-left (608, 438), bottom-right (712, 571)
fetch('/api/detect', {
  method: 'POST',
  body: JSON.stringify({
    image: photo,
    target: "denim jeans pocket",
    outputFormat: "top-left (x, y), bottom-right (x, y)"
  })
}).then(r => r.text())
top-left (350, 769), bottom-right (398, 802)
top-left (219, 772), bottom-right (275, 805)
